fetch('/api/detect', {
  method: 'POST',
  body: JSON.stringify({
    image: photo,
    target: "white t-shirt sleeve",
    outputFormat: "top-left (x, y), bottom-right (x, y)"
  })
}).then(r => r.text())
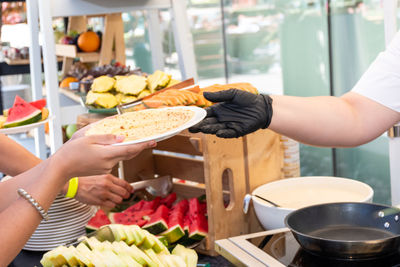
top-left (352, 30), bottom-right (400, 113)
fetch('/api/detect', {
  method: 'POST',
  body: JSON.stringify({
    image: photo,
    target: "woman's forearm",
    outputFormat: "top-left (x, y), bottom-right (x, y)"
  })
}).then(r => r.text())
top-left (0, 160), bottom-right (49, 212)
top-left (269, 92), bottom-right (400, 147)
top-left (0, 134), bottom-right (41, 176)
top-left (0, 158), bottom-right (68, 265)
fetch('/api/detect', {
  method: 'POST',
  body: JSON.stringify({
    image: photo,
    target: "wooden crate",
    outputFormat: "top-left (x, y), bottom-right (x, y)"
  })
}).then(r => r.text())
top-left (76, 114), bottom-right (284, 255)
top-left (55, 44), bottom-right (100, 63)
top-left (122, 130), bottom-right (284, 255)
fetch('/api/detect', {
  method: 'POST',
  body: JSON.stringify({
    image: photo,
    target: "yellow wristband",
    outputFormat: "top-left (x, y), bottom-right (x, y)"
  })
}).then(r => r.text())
top-left (65, 177), bottom-right (79, 198)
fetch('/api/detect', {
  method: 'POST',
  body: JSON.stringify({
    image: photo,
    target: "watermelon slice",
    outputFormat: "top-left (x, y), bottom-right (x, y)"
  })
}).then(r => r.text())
top-left (162, 212), bottom-right (185, 243)
top-left (4, 96), bottom-right (42, 128)
top-left (29, 99), bottom-right (47, 110)
top-left (143, 205), bottom-right (169, 235)
top-left (86, 209), bottom-right (111, 232)
top-left (188, 198), bottom-right (208, 241)
top-left (160, 192), bottom-right (177, 208)
top-left (125, 200), bottom-right (146, 213)
top-left (141, 197), bottom-right (161, 211)
top-left (161, 199), bottom-right (188, 243)
top-left (183, 214), bottom-right (190, 236)
top-left (110, 209), bottom-right (153, 226)
top-left (172, 199), bottom-right (188, 213)
top-left (188, 215), bottom-right (208, 241)
top-left (109, 210), bottom-right (151, 227)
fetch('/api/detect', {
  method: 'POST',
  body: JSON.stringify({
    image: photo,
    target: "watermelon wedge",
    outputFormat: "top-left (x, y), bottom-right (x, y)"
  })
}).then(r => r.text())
top-left (161, 199), bottom-right (188, 243)
top-left (161, 212), bottom-right (185, 244)
top-left (143, 205), bottom-right (169, 235)
top-left (172, 199), bottom-right (188, 213)
top-left (4, 96), bottom-right (42, 128)
top-left (125, 200), bottom-right (146, 213)
top-left (109, 210), bottom-right (152, 227)
top-left (86, 209), bottom-right (111, 232)
top-left (160, 192), bottom-right (177, 208)
top-left (141, 197), bottom-right (161, 211)
top-left (188, 198), bottom-right (208, 241)
top-left (29, 99), bottom-right (47, 110)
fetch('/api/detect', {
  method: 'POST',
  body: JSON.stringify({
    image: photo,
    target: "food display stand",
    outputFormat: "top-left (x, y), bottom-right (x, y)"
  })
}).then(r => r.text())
top-left (26, 0), bottom-right (197, 153)
top-left (23, 0), bottom-right (287, 260)
top-left (77, 111), bottom-right (285, 256)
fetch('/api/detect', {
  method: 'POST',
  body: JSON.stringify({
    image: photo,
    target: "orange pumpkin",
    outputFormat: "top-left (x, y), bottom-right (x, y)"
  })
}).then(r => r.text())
top-left (77, 31), bottom-right (100, 52)
top-left (60, 77), bottom-right (78, 88)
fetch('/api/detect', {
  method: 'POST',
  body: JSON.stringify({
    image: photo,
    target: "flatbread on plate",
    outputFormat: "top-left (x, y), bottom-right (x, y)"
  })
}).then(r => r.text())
top-left (85, 108), bottom-right (195, 142)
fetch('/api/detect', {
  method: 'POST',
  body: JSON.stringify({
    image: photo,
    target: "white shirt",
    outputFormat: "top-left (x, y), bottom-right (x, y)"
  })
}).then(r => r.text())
top-left (352, 29), bottom-right (400, 113)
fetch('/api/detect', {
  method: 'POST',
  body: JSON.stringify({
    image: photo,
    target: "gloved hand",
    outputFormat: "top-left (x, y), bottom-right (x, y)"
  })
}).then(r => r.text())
top-left (189, 89), bottom-right (273, 138)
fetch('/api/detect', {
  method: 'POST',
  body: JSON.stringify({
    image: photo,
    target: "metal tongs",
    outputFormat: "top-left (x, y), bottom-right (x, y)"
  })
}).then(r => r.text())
top-left (116, 78), bottom-right (196, 115)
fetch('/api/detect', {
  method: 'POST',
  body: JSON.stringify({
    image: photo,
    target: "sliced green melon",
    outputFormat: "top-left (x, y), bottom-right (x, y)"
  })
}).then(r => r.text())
top-left (122, 225), bottom-right (135, 245)
top-left (144, 248), bottom-right (167, 267)
top-left (143, 231), bottom-right (170, 255)
top-left (172, 244), bottom-right (198, 267)
top-left (139, 229), bottom-right (156, 250)
top-left (130, 225), bottom-right (146, 246)
top-left (117, 241), bottom-right (156, 267)
top-left (3, 95), bottom-right (42, 128)
top-left (109, 224), bottom-right (127, 242)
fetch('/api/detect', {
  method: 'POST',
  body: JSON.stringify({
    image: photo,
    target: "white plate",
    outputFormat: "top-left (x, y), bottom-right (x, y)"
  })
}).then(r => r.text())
top-left (0, 116), bottom-right (53, 135)
top-left (29, 227), bottom-right (85, 237)
top-left (36, 214), bottom-right (93, 229)
top-left (110, 106), bottom-right (207, 146)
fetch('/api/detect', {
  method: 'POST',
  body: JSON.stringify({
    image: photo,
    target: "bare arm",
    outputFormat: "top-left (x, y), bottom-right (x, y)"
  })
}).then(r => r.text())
top-left (269, 92), bottom-right (400, 147)
top-left (0, 157), bottom-right (70, 264)
top-left (0, 134), bottom-right (41, 175)
top-left (0, 134), bottom-right (155, 265)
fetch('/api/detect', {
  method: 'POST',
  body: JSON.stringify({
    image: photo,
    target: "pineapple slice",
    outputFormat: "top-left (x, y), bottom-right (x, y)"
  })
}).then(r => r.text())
top-left (146, 70), bottom-right (171, 93)
top-left (86, 91), bottom-right (118, 109)
top-left (166, 78), bottom-right (181, 88)
top-left (137, 89), bottom-right (151, 99)
top-left (91, 76), bottom-right (115, 93)
top-left (120, 95), bottom-right (138, 104)
top-left (0, 115), bottom-right (7, 128)
top-left (115, 75), bottom-right (147, 95)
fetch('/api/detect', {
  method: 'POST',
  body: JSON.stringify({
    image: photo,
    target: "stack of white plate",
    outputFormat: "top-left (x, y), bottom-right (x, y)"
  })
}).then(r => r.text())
top-left (24, 195), bottom-right (97, 251)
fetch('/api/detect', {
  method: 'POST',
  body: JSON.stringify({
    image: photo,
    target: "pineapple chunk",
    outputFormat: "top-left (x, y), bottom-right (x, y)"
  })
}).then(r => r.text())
top-left (0, 116), bottom-right (7, 128)
top-left (146, 70), bottom-right (171, 93)
top-left (137, 89), bottom-right (151, 99)
top-left (115, 75), bottom-right (147, 95)
top-left (120, 95), bottom-right (138, 104)
top-left (86, 91), bottom-right (118, 109)
top-left (91, 76), bottom-right (116, 93)
top-left (166, 78), bottom-right (181, 88)
top-left (41, 107), bottom-right (49, 121)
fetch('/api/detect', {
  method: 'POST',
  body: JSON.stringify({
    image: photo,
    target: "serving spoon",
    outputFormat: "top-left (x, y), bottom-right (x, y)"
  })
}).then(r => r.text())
top-left (243, 194), bottom-right (281, 214)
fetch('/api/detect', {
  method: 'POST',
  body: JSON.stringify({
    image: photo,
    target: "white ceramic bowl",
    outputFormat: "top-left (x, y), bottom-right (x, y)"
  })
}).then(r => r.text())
top-left (252, 176), bottom-right (374, 230)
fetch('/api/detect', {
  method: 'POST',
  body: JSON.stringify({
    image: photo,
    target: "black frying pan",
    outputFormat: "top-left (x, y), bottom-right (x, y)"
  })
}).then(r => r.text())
top-left (285, 202), bottom-right (400, 259)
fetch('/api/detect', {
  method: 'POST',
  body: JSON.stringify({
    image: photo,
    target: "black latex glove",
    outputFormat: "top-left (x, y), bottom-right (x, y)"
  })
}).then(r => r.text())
top-left (189, 89), bottom-right (273, 138)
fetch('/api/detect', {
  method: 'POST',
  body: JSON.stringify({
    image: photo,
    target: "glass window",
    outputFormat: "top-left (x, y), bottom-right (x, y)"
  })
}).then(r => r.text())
top-left (330, 0), bottom-right (390, 204)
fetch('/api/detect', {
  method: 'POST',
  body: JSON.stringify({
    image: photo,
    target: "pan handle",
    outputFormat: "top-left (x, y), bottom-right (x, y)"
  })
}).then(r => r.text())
top-left (243, 194), bottom-right (252, 214)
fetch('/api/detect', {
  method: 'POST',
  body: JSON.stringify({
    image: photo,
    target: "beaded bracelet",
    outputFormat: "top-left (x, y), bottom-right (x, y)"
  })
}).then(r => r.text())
top-left (17, 188), bottom-right (49, 221)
